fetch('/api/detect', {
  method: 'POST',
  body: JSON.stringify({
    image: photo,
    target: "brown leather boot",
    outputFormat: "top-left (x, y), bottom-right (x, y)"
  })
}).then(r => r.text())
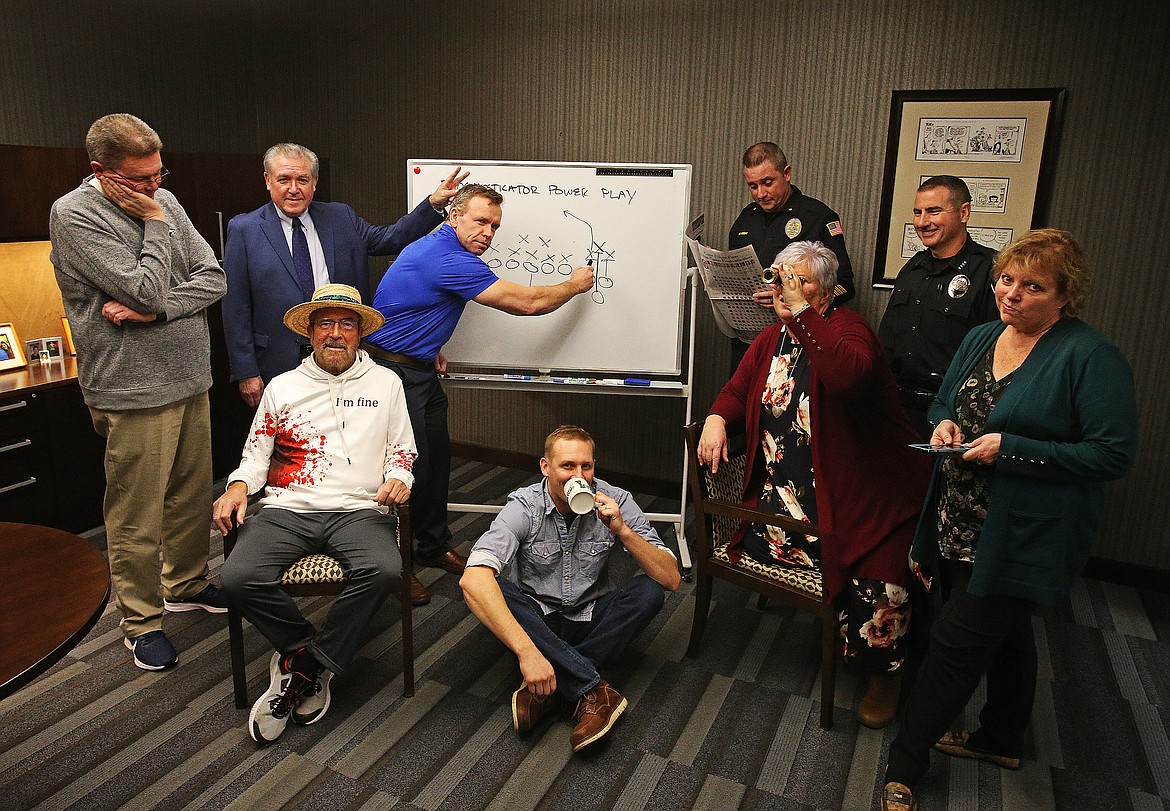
top-left (857, 672), bottom-right (902, 728)
top-left (569, 679), bottom-right (627, 752)
top-left (511, 682), bottom-right (557, 734)
top-left (409, 574), bottom-right (431, 606)
top-left (880, 781), bottom-right (916, 811)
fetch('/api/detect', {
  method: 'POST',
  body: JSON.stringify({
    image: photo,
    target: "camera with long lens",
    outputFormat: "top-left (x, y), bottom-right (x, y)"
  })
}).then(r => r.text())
top-left (760, 265), bottom-right (780, 285)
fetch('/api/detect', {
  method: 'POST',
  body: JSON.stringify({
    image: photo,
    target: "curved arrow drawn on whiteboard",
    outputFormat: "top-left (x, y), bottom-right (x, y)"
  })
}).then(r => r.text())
top-left (564, 210), bottom-right (609, 303)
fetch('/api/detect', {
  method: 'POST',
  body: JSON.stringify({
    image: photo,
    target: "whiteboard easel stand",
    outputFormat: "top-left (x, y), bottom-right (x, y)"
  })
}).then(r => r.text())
top-left (445, 267), bottom-right (701, 579)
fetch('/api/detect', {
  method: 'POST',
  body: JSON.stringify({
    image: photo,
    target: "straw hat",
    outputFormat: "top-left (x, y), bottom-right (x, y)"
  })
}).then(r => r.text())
top-left (283, 283), bottom-right (385, 338)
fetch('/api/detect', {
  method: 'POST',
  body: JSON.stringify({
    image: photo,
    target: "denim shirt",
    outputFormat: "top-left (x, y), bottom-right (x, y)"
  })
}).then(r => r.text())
top-left (467, 477), bottom-right (670, 621)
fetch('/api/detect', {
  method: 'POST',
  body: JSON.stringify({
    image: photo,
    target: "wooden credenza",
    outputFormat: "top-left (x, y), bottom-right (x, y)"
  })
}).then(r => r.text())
top-left (0, 358), bottom-right (106, 533)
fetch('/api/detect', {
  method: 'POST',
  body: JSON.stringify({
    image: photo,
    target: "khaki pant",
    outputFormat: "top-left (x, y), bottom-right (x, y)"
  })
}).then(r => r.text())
top-left (90, 392), bottom-right (213, 638)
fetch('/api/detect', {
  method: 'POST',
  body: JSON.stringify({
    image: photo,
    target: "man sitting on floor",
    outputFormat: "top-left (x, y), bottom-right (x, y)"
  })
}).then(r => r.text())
top-left (213, 284), bottom-right (416, 745)
top-left (460, 425), bottom-right (680, 752)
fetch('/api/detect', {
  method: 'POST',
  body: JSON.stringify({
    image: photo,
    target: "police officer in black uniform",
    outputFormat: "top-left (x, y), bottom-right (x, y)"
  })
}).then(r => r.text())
top-left (727, 142), bottom-right (855, 373)
top-left (878, 175), bottom-right (999, 437)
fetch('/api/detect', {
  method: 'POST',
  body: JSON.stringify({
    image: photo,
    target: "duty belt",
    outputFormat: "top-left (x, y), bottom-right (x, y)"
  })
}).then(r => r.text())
top-left (362, 343), bottom-right (432, 371)
top-left (897, 385), bottom-right (937, 411)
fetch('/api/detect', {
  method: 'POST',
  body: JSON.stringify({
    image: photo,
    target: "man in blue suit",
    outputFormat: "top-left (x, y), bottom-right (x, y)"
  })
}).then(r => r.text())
top-left (223, 143), bottom-right (466, 409)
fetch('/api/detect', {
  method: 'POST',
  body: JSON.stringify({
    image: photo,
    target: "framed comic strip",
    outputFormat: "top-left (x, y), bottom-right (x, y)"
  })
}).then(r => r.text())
top-left (873, 88), bottom-right (1066, 286)
top-left (0, 323), bottom-right (28, 372)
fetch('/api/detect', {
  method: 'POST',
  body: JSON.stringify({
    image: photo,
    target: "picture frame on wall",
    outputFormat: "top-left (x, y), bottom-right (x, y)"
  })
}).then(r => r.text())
top-left (872, 87), bottom-right (1067, 286)
top-left (1, 323), bottom-right (28, 371)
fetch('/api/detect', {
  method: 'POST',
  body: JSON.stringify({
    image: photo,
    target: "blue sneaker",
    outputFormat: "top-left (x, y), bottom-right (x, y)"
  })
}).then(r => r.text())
top-left (124, 630), bottom-right (178, 670)
top-left (164, 584), bottom-right (229, 614)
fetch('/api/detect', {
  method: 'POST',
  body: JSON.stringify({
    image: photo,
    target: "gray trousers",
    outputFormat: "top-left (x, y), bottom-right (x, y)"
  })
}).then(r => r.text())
top-left (220, 508), bottom-right (401, 676)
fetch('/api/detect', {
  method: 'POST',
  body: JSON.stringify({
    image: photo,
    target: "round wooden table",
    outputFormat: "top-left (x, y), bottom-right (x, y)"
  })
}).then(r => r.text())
top-left (0, 522), bottom-right (110, 699)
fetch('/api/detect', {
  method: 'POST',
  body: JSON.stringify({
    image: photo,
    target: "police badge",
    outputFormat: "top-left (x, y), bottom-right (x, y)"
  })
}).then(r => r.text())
top-left (948, 275), bottom-right (971, 298)
top-left (784, 218), bottom-right (802, 239)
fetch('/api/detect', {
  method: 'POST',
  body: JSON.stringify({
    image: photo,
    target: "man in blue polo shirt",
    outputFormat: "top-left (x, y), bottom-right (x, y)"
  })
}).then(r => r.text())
top-left (366, 184), bottom-right (593, 604)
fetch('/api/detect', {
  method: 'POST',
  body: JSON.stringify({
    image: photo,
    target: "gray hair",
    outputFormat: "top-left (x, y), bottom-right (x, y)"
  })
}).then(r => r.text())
top-left (450, 183), bottom-right (503, 212)
top-left (85, 114), bottom-right (162, 168)
top-left (263, 143), bottom-right (319, 178)
top-left (773, 241), bottom-right (839, 297)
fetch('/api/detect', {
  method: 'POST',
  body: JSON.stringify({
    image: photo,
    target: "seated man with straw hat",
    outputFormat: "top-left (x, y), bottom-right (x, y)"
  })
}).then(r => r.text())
top-left (215, 283), bottom-right (417, 745)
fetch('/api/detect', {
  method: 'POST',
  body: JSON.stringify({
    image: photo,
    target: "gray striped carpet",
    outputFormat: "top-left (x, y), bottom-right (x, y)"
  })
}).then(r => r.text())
top-left (2, 457), bottom-right (1168, 810)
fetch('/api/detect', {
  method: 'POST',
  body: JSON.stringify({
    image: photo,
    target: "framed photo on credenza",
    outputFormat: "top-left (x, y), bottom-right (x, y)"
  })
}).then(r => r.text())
top-left (0, 323), bottom-right (28, 372)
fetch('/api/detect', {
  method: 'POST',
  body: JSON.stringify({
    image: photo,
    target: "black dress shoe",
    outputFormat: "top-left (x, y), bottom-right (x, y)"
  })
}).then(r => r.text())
top-left (419, 549), bottom-right (467, 575)
top-left (409, 575), bottom-right (431, 606)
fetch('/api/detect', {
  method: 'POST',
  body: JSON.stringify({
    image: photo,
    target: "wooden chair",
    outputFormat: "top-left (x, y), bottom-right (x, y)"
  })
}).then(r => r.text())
top-left (683, 422), bottom-right (837, 729)
top-left (223, 504), bottom-right (414, 709)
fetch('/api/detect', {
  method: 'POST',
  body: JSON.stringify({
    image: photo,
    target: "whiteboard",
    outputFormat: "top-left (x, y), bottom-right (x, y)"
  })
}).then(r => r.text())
top-left (407, 159), bottom-right (691, 374)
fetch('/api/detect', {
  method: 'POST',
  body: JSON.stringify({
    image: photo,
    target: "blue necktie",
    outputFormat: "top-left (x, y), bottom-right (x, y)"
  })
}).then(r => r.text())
top-left (291, 217), bottom-right (314, 299)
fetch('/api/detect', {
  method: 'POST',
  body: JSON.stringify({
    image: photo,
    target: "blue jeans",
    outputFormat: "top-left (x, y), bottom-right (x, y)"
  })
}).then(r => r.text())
top-left (499, 575), bottom-right (665, 702)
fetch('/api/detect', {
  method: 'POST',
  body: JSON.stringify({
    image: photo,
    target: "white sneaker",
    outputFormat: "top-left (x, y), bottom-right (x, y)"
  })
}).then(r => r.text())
top-left (248, 652), bottom-right (309, 744)
top-left (292, 670), bottom-right (333, 725)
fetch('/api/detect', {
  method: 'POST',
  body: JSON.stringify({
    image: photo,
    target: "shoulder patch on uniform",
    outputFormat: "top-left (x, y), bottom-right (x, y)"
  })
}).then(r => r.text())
top-left (827, 221), bottom-right (843, 237)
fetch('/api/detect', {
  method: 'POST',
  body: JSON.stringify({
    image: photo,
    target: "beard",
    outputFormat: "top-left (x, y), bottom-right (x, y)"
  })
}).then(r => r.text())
top-left (314, 342), bottom-right (356, 375)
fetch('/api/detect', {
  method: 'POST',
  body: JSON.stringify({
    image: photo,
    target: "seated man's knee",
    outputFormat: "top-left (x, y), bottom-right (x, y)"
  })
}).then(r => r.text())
top-left (373, 556), bottom-right (402, 588)
top-left (219, 562), bottom-right (245, 602)
top-left (623, 574), bottom-right (667, 613)
top-left (360, 542), bottom-right (403, 591)
top-left (220, 537), bottom-right (255, 601)
top-left (352, 549), bottom-right (401, 592)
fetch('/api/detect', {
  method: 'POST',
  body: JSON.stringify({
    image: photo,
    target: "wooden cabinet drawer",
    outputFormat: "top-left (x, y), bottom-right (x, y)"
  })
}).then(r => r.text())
top-left (0, 432), bottom-right (52, 488)
top-left (0, 429), bottom-right (52, 525)
top-left (0, 393), bottom-right (47, 441)
top-left (0, 478), bottom-right (51, 525)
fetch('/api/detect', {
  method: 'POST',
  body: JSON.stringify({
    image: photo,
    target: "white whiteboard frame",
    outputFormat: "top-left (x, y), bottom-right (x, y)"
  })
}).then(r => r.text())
top-left (408, 159), bottom-right (691, 375)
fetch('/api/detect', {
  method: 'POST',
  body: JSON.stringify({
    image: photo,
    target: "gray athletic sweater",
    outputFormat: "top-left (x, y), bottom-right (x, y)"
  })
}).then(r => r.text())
top-left (49, 178), bottom-right (227, 411)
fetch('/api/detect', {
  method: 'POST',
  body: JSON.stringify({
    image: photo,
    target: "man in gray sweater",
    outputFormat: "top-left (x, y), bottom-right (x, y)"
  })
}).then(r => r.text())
top-left (50, 113), bottom-right (228, 671)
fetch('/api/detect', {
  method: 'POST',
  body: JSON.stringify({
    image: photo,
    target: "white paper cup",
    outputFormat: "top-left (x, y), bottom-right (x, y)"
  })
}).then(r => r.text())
top-left (564, 477), bottom-right (595, 515)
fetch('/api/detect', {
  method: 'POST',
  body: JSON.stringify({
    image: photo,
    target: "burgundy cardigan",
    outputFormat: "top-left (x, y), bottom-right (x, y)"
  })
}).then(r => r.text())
top-left (709, 306), bottom-right (929, 599)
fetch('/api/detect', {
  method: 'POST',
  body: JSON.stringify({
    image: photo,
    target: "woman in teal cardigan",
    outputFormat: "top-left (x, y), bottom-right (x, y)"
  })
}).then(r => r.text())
top-left (881, 229), bottom-right (1139, 811)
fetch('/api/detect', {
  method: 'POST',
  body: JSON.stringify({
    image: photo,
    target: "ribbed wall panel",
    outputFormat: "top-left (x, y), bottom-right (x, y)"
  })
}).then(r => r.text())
top-left (1, 0), bottom-right (1167, 567)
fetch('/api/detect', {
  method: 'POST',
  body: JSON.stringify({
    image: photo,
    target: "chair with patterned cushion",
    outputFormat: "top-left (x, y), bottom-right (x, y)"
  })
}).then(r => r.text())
top-left (683, 422), bottom-right (837, 729)
top-left (223, 504), bottom-right (414, 709)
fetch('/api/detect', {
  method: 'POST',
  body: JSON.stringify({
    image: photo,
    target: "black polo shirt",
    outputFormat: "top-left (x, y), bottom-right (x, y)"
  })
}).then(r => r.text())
top-left (727, 185), bottom-right (855, 303)
top-left (877, 235), bottom-right (999, 391)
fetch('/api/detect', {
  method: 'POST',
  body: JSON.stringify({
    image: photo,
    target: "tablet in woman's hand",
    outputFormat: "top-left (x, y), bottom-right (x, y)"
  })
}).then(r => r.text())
top-left (909, 443), bottom-right (968, 454)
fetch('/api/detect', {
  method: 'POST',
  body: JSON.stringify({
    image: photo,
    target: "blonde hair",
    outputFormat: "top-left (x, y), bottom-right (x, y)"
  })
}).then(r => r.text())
top-left (994, 228), bottom-right (1090, 317)
top-left (543, 425), bottom-right (595, 458)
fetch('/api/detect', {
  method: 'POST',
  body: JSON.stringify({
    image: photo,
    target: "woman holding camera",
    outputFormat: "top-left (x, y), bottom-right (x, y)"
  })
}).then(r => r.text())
top-left (698, 240), bottom-right (928, 728)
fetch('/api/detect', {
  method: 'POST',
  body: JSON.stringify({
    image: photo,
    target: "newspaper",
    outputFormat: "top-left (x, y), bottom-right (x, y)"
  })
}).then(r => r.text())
top-left (685, 235), bottom-right (778, 342)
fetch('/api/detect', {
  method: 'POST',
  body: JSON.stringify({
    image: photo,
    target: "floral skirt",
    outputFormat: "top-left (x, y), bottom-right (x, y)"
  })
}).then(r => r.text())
top-left (742, 529), bottom-right (911, 674)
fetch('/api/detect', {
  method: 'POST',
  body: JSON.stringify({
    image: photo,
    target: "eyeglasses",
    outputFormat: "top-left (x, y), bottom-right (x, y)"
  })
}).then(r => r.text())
top-left (313, 318), bottom-right (360, 333)
top-left (103, 166), bottom-right (170, 188)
